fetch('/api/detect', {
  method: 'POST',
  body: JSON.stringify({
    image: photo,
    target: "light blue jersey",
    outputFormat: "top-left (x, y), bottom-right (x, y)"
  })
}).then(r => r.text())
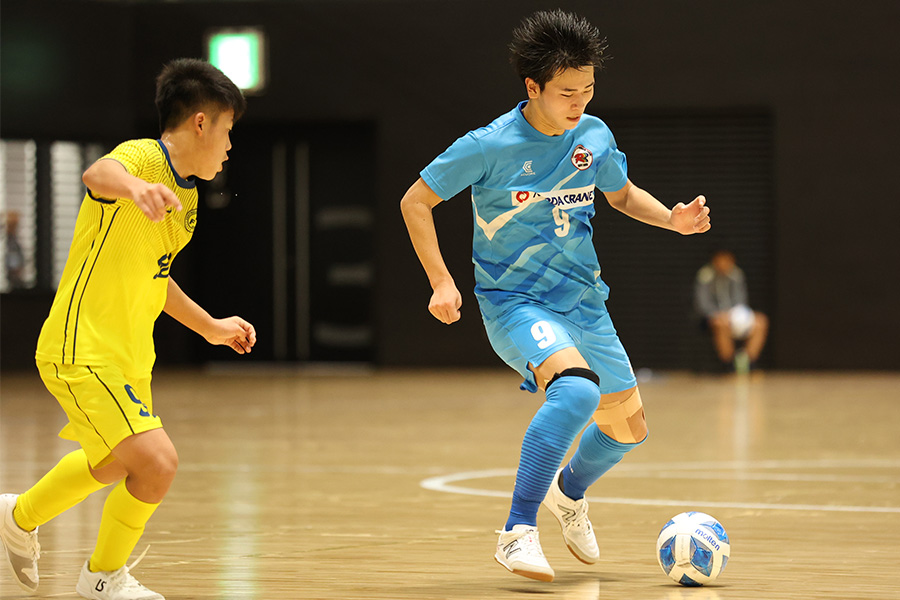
top-left (421, 101), bottom-right (636, 394)
top-left (421, 100), bottom-right (628, 320)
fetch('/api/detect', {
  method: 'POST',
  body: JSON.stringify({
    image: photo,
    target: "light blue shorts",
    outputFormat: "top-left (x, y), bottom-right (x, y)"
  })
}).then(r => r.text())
top-left (481, 291), bottom-right (636, 394)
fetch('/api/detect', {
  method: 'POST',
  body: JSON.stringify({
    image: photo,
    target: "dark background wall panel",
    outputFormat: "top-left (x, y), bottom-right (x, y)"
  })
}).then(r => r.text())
top-left (2, 0), bottom-right (898, 370)
top-left (0, 1), bottom-right (135, 141)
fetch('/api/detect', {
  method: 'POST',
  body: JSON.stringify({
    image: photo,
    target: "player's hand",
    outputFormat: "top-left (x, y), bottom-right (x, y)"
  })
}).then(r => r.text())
top-left (204, 316), bottom-right (257, 354)
top-left (670, 195), bottom-right (710, 235)
top-left (429, 280), bottom-right (462, 324)
top-left (134, 183), bottom-right (183, 222)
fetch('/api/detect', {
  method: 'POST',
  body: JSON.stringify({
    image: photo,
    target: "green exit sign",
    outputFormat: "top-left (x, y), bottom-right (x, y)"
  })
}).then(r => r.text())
top-left (207, 28), bottom-right (266, 94)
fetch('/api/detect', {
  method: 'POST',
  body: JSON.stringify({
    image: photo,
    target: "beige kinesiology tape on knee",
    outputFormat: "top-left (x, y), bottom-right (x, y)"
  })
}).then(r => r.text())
top-left (593, 388), bottom-right (646, 443)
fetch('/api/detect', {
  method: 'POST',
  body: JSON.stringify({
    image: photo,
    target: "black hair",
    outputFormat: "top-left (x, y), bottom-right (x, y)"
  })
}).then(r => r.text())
top-left (155, 58), bottom-right (247, 134)
top-left (509, 9), bottom-right (609, 89)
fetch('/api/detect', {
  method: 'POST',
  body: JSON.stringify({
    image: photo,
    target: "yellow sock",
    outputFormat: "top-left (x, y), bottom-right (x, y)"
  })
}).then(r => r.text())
top-left (13, 449), bottom-right (109, 531)
top-left (89, 481), bottom-right (159, 573)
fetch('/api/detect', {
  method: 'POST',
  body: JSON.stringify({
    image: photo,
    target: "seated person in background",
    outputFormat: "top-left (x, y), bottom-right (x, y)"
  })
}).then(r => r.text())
top-left (694, 249), bottom-right (768, 370)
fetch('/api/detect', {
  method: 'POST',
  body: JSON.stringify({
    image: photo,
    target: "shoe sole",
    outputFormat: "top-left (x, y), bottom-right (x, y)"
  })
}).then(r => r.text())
top-left (493, 555), bottom-right (554, 582)
top-left (562, 538), bottom-right (598, 565)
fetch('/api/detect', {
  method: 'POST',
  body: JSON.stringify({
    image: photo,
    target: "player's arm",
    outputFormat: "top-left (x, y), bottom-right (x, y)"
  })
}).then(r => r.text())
top-left (399, 177), bottom-right (462, 324)
top-left (604, 179), bottom-right (710, 235)
top-left (163, 277), bottom-right (256, 354)
top-left (82, 158), bottom-right (182, 222)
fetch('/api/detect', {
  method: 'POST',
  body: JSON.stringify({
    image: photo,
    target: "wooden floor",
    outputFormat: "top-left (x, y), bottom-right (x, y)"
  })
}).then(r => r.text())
top-left (1, 367), bottom-right (899, 599)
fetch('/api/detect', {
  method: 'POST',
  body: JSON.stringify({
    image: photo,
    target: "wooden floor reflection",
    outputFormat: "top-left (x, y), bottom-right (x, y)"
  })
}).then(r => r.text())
top-left (1, 367), bottom-right (899, 599)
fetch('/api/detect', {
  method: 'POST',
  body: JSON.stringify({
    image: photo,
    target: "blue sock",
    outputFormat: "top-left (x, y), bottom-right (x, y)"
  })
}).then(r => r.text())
top-left (561, 422), bottom-right (645, 500)
top-left (504, 376), bottom-right (600, 531)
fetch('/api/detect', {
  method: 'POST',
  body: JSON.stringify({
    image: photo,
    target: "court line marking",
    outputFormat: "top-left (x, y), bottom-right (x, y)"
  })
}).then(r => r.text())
top-left (608, 471), bottom-right (898, 483)
top-left (613, 458), bottom-right (900, 470)
top-left (420, 466), bottom-right (900, 514)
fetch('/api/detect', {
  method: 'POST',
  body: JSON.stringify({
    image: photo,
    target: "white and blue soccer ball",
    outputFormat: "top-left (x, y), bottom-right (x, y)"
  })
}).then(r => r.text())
top-left (656, 511), bottom-right (730, 586)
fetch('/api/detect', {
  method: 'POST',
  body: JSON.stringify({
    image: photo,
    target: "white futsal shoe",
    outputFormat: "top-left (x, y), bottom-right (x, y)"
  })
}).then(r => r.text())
top-left (542, 468), bottom-right (600, 564)
top-left (494, 524), bottom-right (555, 582)
top-left (76, 556), bottom-right (164, 600)
top-left (0, 493), bottom-right (40, 593)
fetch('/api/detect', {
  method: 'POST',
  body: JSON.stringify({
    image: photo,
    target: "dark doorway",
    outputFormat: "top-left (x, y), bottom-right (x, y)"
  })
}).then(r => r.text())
top-left (179, 122), bottom-right (376, 364)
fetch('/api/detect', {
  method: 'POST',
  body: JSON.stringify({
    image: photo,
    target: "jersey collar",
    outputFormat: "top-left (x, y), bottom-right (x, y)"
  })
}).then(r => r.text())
top-left (515, 100), bottom-right (573, 143)
top-left (156, 139), bottom-right (197, 189)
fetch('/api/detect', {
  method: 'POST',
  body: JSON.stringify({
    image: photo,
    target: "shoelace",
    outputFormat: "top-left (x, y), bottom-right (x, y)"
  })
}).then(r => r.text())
top-left (562, 499), bottom-right (592, 533)
top-left (108, 546), bottom-right (152, 591)
top-left (22, 527), bottom-right (41, 561)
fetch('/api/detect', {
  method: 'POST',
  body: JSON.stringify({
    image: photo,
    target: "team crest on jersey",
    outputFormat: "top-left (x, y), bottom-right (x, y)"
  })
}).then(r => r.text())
top-left (184, 208), bottom-right (197, 233)
top-left (571, 145), bottom-right (593, 170)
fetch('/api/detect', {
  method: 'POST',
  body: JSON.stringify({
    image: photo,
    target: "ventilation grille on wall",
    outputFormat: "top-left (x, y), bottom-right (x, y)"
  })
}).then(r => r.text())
top-left (593, 112), bottom-right (774, 370)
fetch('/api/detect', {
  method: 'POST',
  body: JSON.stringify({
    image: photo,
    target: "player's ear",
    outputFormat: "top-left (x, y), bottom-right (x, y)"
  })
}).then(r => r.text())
top-left (524, 78), bottom-right (541, 99)
top-left (193, 112), bottom-right (206, 134)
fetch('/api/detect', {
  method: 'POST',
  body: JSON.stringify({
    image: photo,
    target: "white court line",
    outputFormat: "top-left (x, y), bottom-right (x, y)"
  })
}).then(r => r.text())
top-left (614, 458), bottom-right (900, 471)
top-left (607, 471), bottom-right (899, 483)
top-left (420, 466), bottom-right (900, 514)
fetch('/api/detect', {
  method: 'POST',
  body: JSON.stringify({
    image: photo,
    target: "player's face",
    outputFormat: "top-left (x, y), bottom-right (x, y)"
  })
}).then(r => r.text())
top-left (197, 109), bottom-right (234, 180)
top-left (712, 252), bottom-right (736, 275)
top-left (524, 67), bottom-right (595, 136)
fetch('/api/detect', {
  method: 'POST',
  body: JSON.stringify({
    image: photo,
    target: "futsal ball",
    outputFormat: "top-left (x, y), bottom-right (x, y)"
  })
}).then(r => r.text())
top-left (656, 511), bottom-right (730, 586)
top-left (728, 304), bottom-right (755, 338)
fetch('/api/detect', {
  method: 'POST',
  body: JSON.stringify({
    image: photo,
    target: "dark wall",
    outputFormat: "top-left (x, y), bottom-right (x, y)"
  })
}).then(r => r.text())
top-left (2, 0), bottom-right (898, 370)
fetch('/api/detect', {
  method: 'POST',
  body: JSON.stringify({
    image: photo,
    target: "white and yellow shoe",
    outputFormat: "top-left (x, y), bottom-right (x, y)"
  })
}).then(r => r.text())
top-left (76, 556), bottom-right (164, 600)
top-left (0, 493), bottom-right (40, 593)
top-left (494, 524), bottom-right (555, 582)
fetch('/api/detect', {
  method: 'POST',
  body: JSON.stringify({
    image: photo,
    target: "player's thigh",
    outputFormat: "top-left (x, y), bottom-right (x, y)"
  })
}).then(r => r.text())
top-left (530, 347), bottom-right (590, 391)
top-left (37, 361), bottom-right (161, 468)
top-left (577, 308), bottom-right (637, 395)
top-left (483, 303), bottom-right (580, 391)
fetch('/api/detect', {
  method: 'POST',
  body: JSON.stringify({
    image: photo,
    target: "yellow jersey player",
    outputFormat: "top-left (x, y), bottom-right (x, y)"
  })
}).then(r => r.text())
top-left (0, 58), bottom-right (255, 600)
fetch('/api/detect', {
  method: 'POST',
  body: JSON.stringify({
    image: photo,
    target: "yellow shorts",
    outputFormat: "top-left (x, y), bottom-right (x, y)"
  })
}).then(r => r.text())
top-left (37, 361), bottom-right (163, 468)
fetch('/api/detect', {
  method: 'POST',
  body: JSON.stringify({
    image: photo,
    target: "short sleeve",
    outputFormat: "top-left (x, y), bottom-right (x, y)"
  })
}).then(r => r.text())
top-left (420, 133), bottom-right (487, 201)
top-left (87, 139), bottom-right (167, 203)
top-left (594, 133), bottom-right (628, 193)
top-left (103, 139), bottom-right (156, 180)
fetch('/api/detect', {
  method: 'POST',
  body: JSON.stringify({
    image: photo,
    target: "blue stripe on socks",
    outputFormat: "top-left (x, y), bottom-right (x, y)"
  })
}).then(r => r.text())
top-left (504, 375), bottom-right (600, 530)
top-left (561, 422), bottom-right (645, 500)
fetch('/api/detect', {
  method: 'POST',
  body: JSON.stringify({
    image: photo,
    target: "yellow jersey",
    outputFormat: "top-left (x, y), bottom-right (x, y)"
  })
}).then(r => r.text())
top-left (36, 139), bottom-right (199, 378)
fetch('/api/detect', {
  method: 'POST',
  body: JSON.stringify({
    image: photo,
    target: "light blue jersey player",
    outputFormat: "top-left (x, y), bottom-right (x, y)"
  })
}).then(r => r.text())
top-left (421, 99), bottom-right (634, 395)
top-left (401, 10), bottom-right (711, 583)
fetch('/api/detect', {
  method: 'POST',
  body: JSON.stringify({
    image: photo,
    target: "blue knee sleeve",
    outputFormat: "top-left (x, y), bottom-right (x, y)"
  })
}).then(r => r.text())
top-left (562, 422), bottom-right (645, 500)
top-left (505, 371), bottom-right (600, 530)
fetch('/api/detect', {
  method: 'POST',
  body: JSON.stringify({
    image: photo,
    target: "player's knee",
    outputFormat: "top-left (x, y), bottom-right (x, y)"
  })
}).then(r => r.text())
top-left (628, 411), bottom-right (649, 444)
top-left (710, 315), bottom-right (729, 331)
top-left (138, 446), bottom-right (179, 487)
top-left (595, 386), bottom-right (647, 444)
top-left (158, 448), bottom-right (179, 483)
top-left (545, 367), bottom-right (602, 419)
